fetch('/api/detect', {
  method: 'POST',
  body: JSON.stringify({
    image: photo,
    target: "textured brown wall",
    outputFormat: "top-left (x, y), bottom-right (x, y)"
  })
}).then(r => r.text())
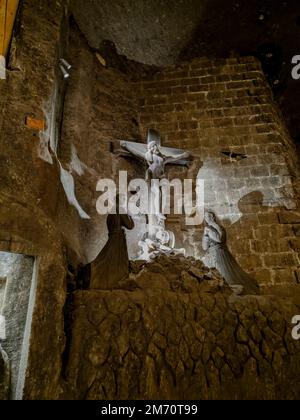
top-left (65, 257), bottom-right (300, 400)
top-left (134, 58), bottom-right (300, 287)
top-left (0, 0), bottom-right (300, 400)
top-left (0, 1), bottom-right (142, 399)
top-left (58, 22), bottom-right (142, 263)
top-left (0, 0), bottom-right (69, 399)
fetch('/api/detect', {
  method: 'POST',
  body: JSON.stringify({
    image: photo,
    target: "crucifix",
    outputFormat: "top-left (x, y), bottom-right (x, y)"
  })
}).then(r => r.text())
top-left (116, 129), bottom-right (191, 260)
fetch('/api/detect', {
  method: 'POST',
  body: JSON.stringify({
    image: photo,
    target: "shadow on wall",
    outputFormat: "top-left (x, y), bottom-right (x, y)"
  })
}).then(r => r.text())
top-left (222, 190), bottom-right (265, 226)
top-left (223, 191), bottom-right (299, 286)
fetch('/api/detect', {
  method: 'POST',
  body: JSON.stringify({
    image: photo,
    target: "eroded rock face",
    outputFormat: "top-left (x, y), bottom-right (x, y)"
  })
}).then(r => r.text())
top-left (71, 0), bottom-right (206, 66)
top-left (58, 21), bottom-right (142, 264)
top-left (0, 0), bottom-right (300, 400)
top-left (64, 256), bottom-right (300, 400)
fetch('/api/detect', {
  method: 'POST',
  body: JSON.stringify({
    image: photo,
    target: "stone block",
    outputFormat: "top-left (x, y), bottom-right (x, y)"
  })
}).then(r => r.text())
top-left (214, 118), bottom-right (234, 128)
top-left (168, 94), bottom-right (188, 104)
top-left (272, 269), bottom-right (298, 285)
top-left (245, 145), bottom-right (259, 155)
top-left (250, 166), bottom-right (270, 177)
top-left (181, 77), bottom-right (200, 86)
top-left (227, 179), bottom-right (246, 190)
top-left (215, 74), bottom-right (231, 82)
top-left (237, 254), bottom-right (263, 269)
top-left (254, 225), bottom-right (294, 240)
top-left (263, 253), bottom-right (298, 268)
top-left (179, 121), bottom-right (198, 130)
top-left (250, 239), bottom-right (290, 254)
top-left (233, 167), bottom-right (251, 178)
top-left (278, 211), bottom-right (300, 224)
top-left (289, 238), bottom-right (300, 252)
top-left (172, 86), bottom-right (188, 95)
top-left (226, 81), bottom-right (248, 90)
top-left (229, 239), bottom-right (251, 255)
top-left (189, 69), bottom-right (209, 77)
top-left (252, 269), bottom-right (272, 284)
top-left (166, 70), bottom-right (189, 79)
top-left (174, 103), bottom-right (196, 112)
top-left (269, 164), bottom-right (289, 176)
top-left (190, 60), bottom-right (211, 69)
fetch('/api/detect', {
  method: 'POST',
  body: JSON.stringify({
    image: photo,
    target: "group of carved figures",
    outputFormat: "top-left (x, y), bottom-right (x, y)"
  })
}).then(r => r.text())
top-left (0, 132), bottom-right (260, 400)
top-left (90, 207), bottom-right (259, 296)
top-left (90, 131), bottom-right (259, 296)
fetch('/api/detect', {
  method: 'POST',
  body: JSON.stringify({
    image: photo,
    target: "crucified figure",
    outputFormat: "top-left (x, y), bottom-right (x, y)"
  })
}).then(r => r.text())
top-left (116, 129), bottom-right (191, 260)
top-left (144, 140), bottom-right (189, 180)
top-left (121, 139), bottom-right (190, 182)
top-left (121, 131), bottom-right (190, 221)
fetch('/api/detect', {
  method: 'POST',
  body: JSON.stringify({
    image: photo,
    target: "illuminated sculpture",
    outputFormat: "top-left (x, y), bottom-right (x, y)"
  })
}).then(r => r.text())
top-left (120, 129), bottom-right (190, 260)
top-left (202, 211), bottom-right (260, 295)
top-left (90, 195), bottom-right (134, 289)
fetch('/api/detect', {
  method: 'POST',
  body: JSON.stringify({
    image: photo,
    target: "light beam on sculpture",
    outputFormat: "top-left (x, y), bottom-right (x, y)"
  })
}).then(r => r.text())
top-left (120, 128), bottom-right (191, 261)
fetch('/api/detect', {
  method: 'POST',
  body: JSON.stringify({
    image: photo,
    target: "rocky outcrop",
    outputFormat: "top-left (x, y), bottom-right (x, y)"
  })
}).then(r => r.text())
top-left (64, 256), bottom-right (300, 400)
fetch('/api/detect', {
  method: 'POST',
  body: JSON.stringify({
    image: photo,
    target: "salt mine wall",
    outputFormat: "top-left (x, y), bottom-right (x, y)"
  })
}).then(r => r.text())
top-left (134, 59), bottom-right (300, 287)
top-left (0, 0), bottom-right (69, 399)
top-left (58, 21), bottom-right (142, 264)
top-left (65, 257), bottom-right (300, 400)
top-left (0, 0), bottom-right (300, 401)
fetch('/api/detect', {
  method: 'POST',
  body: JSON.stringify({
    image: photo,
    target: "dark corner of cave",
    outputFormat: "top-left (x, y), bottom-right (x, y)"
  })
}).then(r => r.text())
top-left (0, 0), bottom-right (300, 403)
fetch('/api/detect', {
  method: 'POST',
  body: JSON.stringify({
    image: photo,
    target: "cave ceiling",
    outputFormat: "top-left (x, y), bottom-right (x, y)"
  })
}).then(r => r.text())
top-left (71, 0), bottom-right (300, 144)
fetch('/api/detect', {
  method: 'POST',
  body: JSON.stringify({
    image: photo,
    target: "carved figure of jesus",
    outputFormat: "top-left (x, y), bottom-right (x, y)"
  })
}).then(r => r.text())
top-left (143, 140), bottom-right (189, 181)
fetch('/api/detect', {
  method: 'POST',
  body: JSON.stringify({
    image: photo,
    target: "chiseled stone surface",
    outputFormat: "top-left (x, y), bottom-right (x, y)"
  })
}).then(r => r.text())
top-left (58, 21), bottom-right (141, 264)
top-left (65, 256), bottom-right (300, 400)
top-left (71, 0), bottom-right (205, 66)
top-left (0, 253), bottom-right (34, 399)
top-left (0, 0), bottom-right (69, 400)
top-left (0, 345), bottom-right (10, 400)
top-left (134, 57), bottom-right (300, 286)
top-left (0, 0), bottom-right (300, 401)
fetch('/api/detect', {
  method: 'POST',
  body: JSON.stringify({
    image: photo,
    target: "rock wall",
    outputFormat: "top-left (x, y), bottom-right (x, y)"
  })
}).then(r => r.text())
top-left (0, 345), bottom-right (10, 400)
top-left (0, 252), bottom-right (34, 399)
top-left (134, 58), bottom-right (300, 287)
top-left (0, 0), bottom-right (144, 399)
top-left (58, 21), bottom-right (142, 264)
top-left (0, 0), bottom-right (69, 399)
top-left (65, 256), bottom-right (300, 400)
top-left (0, 0), bottom-right (300, 401)
top-left (0, 0), bottom-right (146, 398)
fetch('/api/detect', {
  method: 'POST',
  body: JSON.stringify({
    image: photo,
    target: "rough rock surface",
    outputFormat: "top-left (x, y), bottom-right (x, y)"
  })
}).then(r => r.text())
top-left (0, 0), bottom-right (69, 400)
top-left (0, 253), bottom-right (34, 399)
top-left (71, 0), bottom-right (205, 66)
top-left (0, 345), bottom-right (10, 400)
top-left (65, 256), bottom-right (300, 400)
top-left (0, 0), bottom-right (299, 400)
top-left (58, 21), bottom-right (142, 264)
top-left (71, 0), bottom-right (300, 150)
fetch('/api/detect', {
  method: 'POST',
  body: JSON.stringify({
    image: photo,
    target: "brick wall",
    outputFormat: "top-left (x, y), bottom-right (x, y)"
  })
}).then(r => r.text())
top-left (133, 57), bottom-right (300, 287)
